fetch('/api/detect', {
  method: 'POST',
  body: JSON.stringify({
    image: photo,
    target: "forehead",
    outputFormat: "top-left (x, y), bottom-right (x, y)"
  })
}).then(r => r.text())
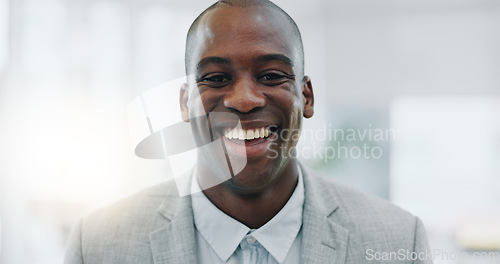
top-left (190, 6), bottom-right (299, 67)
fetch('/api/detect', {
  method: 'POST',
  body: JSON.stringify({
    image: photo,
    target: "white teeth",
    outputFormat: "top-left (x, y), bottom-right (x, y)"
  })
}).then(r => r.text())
top-left (246, 130), bottom-right (254, 140)
top-left (224, 127), bottom-right (273, 140)
top-left (238, 130), bottom-right (245, 140)
top-left (225, 129), bottom-right (233, 139)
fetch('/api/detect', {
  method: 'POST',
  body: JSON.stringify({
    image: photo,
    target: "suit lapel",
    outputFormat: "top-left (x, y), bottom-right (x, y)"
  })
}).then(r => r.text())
top-left (301, 165), bottom-right (349, 264)
top-left (146, 166), bottom-right (349, 264)
top-left (149, 175), bottom-right (197, 264)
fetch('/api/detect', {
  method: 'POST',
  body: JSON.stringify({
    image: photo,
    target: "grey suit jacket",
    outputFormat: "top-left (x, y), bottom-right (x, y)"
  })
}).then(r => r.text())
top-left (65, 165), bottom-right (432, 264)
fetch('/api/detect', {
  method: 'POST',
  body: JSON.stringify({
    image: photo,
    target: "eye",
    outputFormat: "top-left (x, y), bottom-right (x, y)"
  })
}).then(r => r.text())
top-left (258, 72), bottom-right (294, 86)
top-left (205, 75), bottom-right (230, 82)
top-left (261, 74), bottom-right (283, 81)
top-left (197, 74), bottom-right (231, 88)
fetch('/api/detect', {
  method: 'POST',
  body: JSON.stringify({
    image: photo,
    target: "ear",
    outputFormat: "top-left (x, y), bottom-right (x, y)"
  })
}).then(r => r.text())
top-left (301, 76), bottom-right (314, 118)
top-left (180, 83), bottom-right (190, 122)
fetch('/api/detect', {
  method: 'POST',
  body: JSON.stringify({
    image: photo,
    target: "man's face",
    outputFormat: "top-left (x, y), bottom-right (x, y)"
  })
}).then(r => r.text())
top-left (181, 6), bottom-right (314, 194)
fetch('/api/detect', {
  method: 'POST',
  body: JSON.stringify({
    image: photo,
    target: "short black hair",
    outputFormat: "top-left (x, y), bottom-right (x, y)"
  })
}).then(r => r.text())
top-left (184, 0), bottom-right (305, 76)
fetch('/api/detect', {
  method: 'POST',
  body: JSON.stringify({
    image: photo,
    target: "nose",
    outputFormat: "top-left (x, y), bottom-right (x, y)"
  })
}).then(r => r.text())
top-left (223, 77), bottom-right (266, 113)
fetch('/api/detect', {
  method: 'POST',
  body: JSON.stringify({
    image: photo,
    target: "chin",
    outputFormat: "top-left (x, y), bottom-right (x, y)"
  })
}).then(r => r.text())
top-left (223, 179), bottom-right (270, 197)
top-left (226, 159), bottom-right (287, 194)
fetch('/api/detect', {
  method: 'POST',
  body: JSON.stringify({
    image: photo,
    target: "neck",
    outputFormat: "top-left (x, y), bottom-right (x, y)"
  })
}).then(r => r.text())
top-left (198, 161), bottom-right (298, 229)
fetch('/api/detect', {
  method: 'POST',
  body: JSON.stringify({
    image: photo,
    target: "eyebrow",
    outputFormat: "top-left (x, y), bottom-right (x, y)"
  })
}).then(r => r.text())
top-left (195, 53), bottom-right (294, 72)
top-left (255, 54), bottom-right (294, 67)
top-left (196, 57), bottom-right (231, 71)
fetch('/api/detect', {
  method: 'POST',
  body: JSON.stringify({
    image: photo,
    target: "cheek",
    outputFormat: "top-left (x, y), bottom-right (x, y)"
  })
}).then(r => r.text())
top-left (281, 96), bottom-right (303, 141)
top-left (268, 90), bottom-right (302, 119)
top-left (189, 89), bottom-right (222, 117)
top-left (288, 108), bottom-right (303, 136)
top-left (268, 91), bottom-right (303, 143)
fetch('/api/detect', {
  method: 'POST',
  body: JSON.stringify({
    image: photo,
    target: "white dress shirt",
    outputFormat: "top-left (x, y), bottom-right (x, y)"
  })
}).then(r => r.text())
top-left (190, 168), bottom-right (304, 264)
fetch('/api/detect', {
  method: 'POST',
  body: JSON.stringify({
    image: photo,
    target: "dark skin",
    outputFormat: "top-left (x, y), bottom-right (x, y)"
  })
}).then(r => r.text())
top-left (180, 6), bottom-right (314, 229)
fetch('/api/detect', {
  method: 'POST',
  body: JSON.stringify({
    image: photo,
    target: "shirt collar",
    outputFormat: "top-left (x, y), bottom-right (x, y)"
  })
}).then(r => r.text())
top-left (190, 166), bottom-right (304, 263)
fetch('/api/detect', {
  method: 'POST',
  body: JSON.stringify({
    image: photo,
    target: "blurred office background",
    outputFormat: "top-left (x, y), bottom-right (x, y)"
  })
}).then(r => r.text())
top-left (0, 0), bottom-right (499, 263)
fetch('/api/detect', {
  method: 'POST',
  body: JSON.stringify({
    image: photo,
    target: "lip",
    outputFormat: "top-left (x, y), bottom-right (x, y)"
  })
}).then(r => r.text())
top-left (216, 120), bottom-right (278, 130)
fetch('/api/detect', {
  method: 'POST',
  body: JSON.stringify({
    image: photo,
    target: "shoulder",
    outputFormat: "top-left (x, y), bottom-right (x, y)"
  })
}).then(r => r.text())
top-left (71, 180), bottom-right (180, 262)
top-left (303, 166), bottom-right (419, 244)
top-left (82, 180), bottom-right (176, 227)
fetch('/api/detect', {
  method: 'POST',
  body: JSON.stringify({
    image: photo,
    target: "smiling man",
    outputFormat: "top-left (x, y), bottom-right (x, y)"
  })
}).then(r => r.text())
top-left (65, 1), bottom-right (432, 263)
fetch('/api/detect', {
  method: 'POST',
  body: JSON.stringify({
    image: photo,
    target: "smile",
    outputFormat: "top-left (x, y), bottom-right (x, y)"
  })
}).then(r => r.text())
top-left (223, 127), bottom-right (272, 140)
top-left (220, 125), bottom-right (278, 158)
